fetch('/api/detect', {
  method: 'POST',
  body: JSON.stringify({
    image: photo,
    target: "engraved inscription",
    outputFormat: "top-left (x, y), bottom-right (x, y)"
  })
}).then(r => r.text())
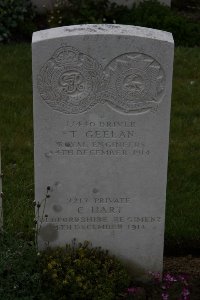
top-left (37, 188), bottom-right (162, 238)
top-left (38, 46), bottom-right (166, 114)
top-left (42, 213), bottom-right (161, 232)
top-left (37, 46), bottom-right (102, 114)
top-left (39, 193), bottom-right (162, 237)
top-left (44, 119), bottom-right (151, 158)
top-left (102, 53), bottom-right (166, 113)
top-left (123, 74), bottom-right (145, 93)
top-left (59, 71), bottom-right (85, 94)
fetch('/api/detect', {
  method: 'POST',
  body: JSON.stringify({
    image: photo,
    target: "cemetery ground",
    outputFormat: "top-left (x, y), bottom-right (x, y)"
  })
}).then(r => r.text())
top-left (0, 43), bottom-right (200, 299)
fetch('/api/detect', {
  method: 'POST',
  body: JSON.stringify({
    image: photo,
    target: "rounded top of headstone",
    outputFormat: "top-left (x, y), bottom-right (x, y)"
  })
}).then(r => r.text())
top-left (32, 24), bottom-right (173, 44)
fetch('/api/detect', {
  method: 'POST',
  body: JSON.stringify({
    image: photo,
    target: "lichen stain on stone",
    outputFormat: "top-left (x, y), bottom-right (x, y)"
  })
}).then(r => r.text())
top-left (54, 181), bottom-right (61, 189)
top-left (44, 151), bottom-right (53, 158)
top-left (92, 188), bottom-right (99, 194)
top-left (39, 224), bottom-right (58, 242)
top-left (52, 204), bottom-right (62, 212)
top-left (50, 181), bottom-right (61, 192)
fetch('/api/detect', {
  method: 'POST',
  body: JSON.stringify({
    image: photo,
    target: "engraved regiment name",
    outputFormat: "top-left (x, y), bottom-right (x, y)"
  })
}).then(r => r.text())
top-left (38, 192), bottom-right (162, 241)
top-left (44, 118), bottom-right (150, 158)
top-left (37, 45), bottom-right (166, 114)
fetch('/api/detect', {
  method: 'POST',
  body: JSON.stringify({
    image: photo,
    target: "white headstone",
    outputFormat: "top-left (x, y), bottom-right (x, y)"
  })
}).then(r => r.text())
top-left (32, 24), bottom-right (174, 275)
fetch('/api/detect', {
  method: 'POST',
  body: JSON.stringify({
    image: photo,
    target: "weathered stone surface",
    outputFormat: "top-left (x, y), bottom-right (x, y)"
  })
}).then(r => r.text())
top-left (32, 24), bottom-right (174, 275)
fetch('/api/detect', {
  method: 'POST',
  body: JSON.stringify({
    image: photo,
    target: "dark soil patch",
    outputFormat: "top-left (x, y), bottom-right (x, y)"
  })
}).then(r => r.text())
top-left (164, 256), bottom-right (200, 278)
top-left (164, 256), bottom-right (200, 300)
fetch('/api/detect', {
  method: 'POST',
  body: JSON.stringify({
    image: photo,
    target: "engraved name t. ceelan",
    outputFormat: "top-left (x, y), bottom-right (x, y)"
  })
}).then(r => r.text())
top-left (37, 45), bottom-right (166, 114)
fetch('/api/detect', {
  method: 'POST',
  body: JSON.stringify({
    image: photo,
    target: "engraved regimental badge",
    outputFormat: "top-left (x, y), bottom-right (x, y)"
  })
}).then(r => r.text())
top-left (37, 46), bottom-right (102, 114)
top-left (37, 46), bottom-right (166, 114)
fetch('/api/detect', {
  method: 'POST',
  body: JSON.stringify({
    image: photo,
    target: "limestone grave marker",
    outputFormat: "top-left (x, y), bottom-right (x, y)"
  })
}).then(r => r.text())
top-left (32, 24), bottom-right (174, 274)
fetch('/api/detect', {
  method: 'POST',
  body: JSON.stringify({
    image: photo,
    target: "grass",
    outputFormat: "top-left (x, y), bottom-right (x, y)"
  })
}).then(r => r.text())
top-left (0, 44), bottom-right (34, 238)
top-left (0, 235), bottom-right (197, 300)
top-left (0, 44), bottom-right (200, 254)
top-left (165, 47), bottom-right (200, 254)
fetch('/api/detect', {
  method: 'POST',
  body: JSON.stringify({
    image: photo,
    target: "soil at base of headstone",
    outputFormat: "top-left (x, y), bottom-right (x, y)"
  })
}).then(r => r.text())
top-left (163, 256), bottom-right (200, 300)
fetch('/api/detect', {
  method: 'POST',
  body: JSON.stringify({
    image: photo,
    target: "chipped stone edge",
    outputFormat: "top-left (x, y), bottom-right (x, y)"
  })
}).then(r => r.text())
top-left (32, 24), bottom-right (174, 45)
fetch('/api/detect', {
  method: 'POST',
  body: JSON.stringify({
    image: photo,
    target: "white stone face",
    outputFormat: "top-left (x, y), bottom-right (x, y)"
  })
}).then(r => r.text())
top-left (32, 24), bottom-right (174, 275)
